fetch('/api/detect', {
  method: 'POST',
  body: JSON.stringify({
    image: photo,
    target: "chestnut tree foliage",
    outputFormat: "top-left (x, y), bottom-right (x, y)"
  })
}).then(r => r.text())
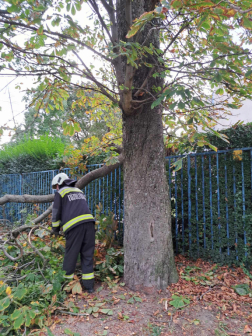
top-left (0, 0), bottom-right (252, 289)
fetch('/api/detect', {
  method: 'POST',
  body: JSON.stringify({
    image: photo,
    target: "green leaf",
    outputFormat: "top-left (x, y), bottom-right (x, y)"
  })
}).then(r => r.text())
top-left (215, 88), bottom-right (224, 95)
top-left (173, 158), bottom-right (183, 172)
top-left (74, 123), bottom-right (81, 132)
top-left (171, 0), bottom-right (182, 9)
top-left (95, 302), bottom-right (106, 307)
top-left (25, 314), bottom-right (31, 327)
top-left (11, 308), bottom-right (22, 320)
top-left (100, 308), bottom-right (113, 315)
top-left (86, 307), bottom-right (93, 314)
top-left (197, 14), bottom-right (208, 29)
top-left (245, 69), bottom-right (252, 78)
top-left (118, 295), bottom-right (126, 300)
top-left (28, 309), bottom-right (36, 319)
top-left (134, 296), bottom-right (142, 302)
top-left (242, 17), bottom-right (252, 30)
top-left (226, 103), bottom-right (239, 109)
top-left (92, 306), bottom-right (99, 313)
top-left (0, 297), bottom-right (10, 312)
top-left (76, 3), bottom-right (81, 11)
top-left (13, 287), bottom-right (27, 300)
top-left (127, 297), bottom-right (134, 304)
top-left (37, 26), bottom-right (43, 35)
top-left (13, 315), bottom-right (24, 329)
top-left (208, 144), bottom-right (218, 152)
top-left (0, 283), bottom-right (7, 295)
top-left (169, 102), bottom-right (177, 110)
top-left (45, 327), bottom-right (55, 336)
top-left (214, 72), bottom-right (222, 83)
top-left (64, 328), bottom-right (74, 335)
top-left (193, 97), bottom-right (204, 106)
top-left (69, 125), bottom-right (75, 136)
top-left (33, 5), bottom-right (46, 11)
top-left (233, 284), bottom-right (250, 296)
top-left (71, 6), bottom-right (76, 15)
top-left (7, 5), bottom-right (20, 13)
top-left (169, 295), bottom-right (189, 309)
top-left (178, 101), bottom-right (185, 109)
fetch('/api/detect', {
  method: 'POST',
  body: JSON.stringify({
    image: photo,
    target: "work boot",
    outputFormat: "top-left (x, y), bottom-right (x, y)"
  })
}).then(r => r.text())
top-left (81, 279), bottom-right (95, 293)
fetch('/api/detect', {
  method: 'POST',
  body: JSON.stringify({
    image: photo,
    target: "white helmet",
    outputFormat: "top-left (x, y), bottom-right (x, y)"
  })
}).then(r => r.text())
top-left (51, 173), bottom-right (69, 189)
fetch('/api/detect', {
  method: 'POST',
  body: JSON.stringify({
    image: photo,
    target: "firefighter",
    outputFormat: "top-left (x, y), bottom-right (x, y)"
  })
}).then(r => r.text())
top-left (51, 172), bottom-right (95, 293)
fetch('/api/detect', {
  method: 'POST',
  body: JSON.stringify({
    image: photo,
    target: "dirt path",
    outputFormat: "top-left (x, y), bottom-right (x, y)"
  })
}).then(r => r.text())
top-left (47, 257), bottom-right (252, 336)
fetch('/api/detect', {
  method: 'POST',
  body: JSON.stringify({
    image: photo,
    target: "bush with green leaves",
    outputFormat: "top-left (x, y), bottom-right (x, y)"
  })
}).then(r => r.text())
top-left (0, 216), bottom-right (67, 335)
top-left (0, 205), bottom-right (125, 334)
top-left (95, 247), bottom-right (124, 281)
top-left (206, 122), bottom-right (252, 150)
top-left (94, 204), bottom-right (124, 281)
top-left (0, 134), bottom-right (65, 174)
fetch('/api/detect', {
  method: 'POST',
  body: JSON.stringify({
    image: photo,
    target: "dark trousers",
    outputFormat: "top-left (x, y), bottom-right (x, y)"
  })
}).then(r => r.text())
top-left (63, 222), bottom-right (95, 279)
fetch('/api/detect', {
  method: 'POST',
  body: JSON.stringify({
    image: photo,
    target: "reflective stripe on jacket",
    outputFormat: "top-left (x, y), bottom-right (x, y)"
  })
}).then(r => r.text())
top-left (52, 180), bottom-right (95, 233)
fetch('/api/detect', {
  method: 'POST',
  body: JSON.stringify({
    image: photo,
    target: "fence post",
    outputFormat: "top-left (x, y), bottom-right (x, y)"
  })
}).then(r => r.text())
top-left (241, 161), bottom-right (247, 258)
top-left (201, 155), bottom-right (206, 250)
top-left (216, 153), bottom-right (221, 255)
top-left (224, 153), bottom-right (230, 256)
top-left (187, 155), bottom-right (191, 253)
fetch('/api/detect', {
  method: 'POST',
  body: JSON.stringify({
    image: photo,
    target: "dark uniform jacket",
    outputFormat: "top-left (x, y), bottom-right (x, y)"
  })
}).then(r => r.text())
top-left (52, 179), bottom-right (95, 233)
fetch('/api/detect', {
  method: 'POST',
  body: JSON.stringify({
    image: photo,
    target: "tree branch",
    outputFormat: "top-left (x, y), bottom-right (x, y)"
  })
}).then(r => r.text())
top-left (89, 0), bottom-right (113, 44)
top-left (76, 153), bottom-right (124, 190)
top-left (225, 0), bottom-right (252, 14)
top-left (0, 18), bottom-right (112, 63)
top-left (0, 194), bottom-right (54, 205)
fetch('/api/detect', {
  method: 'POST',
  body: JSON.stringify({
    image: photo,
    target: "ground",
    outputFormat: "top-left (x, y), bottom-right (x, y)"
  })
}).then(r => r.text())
top-left (42, 256), bottom-right (252, 336)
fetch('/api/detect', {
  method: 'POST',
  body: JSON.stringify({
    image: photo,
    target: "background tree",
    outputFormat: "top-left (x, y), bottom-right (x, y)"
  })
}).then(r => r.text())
top-left (1, 0), bottom-right (252, 290)
top-left (11, 87), bottom-right (112, 147)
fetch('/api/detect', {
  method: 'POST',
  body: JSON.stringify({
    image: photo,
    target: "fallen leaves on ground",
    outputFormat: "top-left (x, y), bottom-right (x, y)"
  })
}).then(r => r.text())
top-left (169, 255), bottom-right (252, 320)
top-left (48, 255), bottom-right (252, 336)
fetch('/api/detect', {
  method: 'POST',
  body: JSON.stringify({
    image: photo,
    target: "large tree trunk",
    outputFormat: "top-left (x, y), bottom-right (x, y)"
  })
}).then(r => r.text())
top-left (123, 104), bottom-right (178, 291)
top-left (117, 0), bottom-right (178, 290)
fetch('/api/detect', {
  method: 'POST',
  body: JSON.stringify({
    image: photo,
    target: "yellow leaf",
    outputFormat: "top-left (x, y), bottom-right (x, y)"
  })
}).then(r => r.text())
top-left (6, 287), bottom-right (12, 296)
top-left (233, 150), bottom-right (242, 161)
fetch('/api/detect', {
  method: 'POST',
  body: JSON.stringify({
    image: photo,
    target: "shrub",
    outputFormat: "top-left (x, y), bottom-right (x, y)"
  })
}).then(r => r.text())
top-left (0, 134), bottom-right (65, 174)
top-left (198, 122), bottom-right (252, 151)
top-left (94, 204), bottom-right (124, 281)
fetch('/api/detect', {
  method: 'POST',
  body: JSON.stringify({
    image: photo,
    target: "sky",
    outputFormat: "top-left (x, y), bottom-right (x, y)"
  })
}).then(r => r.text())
top-left (0, 77), bottom-right (30, 143)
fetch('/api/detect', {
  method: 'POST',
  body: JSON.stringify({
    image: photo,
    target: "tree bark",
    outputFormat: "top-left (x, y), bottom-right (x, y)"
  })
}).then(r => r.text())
top-left (123, 104), bottom-right (178, 291)
top-left (117, 0), bottom-right (179, 290)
